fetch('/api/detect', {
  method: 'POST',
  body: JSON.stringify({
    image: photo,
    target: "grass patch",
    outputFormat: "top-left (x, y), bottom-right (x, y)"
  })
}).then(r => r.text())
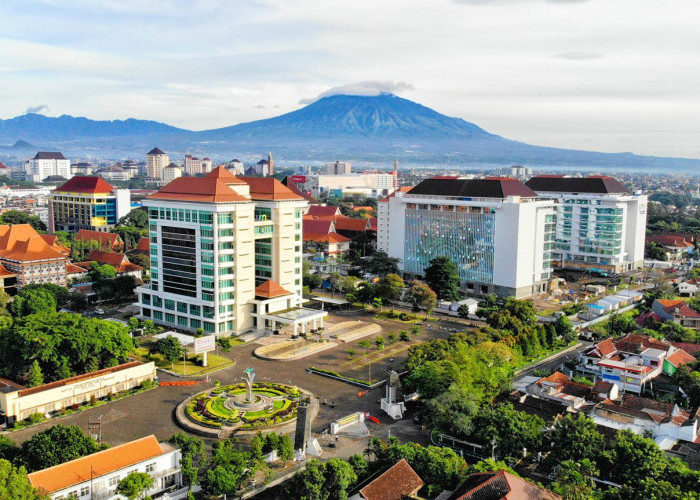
top-left (134, 347), bottom-right (234, 376)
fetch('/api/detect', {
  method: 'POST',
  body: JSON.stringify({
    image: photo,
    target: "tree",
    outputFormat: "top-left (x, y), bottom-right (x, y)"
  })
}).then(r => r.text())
top-left (608, 430), bottom-right (668, 485)
top-left (112, 275), bottom-right (138, 298)
top-left (304, 272), bottom-right (323, 290)
top-left (203, 441), bottom-right (256, 496)
top-left (128, 317), bottom-right (141, 336)
top-left (166, 433), bottom-right (206, 497)
top-left (468, 403), bottom-right (544, 459)
top-left (88, 263), bottom-right (117, 282)
top-left (358, 250), bottom-right (400, 276)
top-left (118, 208), bottom-right (149, 229)
top-left (554, 315), bottom-right (577, 344)
top-left (606, 313), bottom-right (637, 337)
top-left (10, 288), bottom-right (57, 317)
top-left (645, 241), bottom-right (668, 261)
top-left (114, 226), bottom-right (144, 251)
top-left (547, 414), bottom-right (605, 466)
top-left (468, 459), bottom-right (518, 476)
top-left (550, 459), bottom-right (599, 500)
top-left (423, 257), bottom-right (461, 301)
top-left (0, 459), bottom-right (46, 500)
top-left (284, 458), bottom-right (358, 500)
top-left (0, 436), bottom-right (17, 463)
top-left (17, 425), bottom-right (100, 472)
top-left (116, 472), bottom-right (154, 500)
top-left (457, 304), bottom-right (472, 319)
top-left (26, 360), bottom-right (44, 387)
top-left (476, 294), bottom-right (500, 318)
top-left (407, 280), bottom-right (437, 317)
top-left (0, 289), bottom-right (11, 316)
top-left (152, 335), bottom-right (183, 367)
top-left (322, 458), bottom-right (357, 500)
top-left (0, 210), bottom-right (46, 232)
top-left (276, 434), bottom-right (294, 461)
top-left (374, 273), bottom-right (405, 302)
top-left (128, 253), bottom-right (150, 271)
top-left (217, 336), bottom-right (232, 352)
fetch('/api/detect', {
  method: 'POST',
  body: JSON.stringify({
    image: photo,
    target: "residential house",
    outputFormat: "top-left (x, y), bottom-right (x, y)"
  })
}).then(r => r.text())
top-left (348, 459), bottom-right (423, 500)
top-left (647, 234), bottom-right (694, 260)
top-left (75, 229), bottom-right (124, 252)
top-left (27, 434), bottom-right (186, 500)
top-left (676, 279), bottom-right (700, 298)
top-left (82, 250), bottom-right (143, 279)
top-left (652, 299), bottom-right (700, 331)
top-left (444, 470), bottom-right (561, 500)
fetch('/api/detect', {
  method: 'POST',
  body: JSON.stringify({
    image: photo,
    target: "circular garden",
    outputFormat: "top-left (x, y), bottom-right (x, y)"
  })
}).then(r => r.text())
top-left (185, 382), bottom-right (301, 431)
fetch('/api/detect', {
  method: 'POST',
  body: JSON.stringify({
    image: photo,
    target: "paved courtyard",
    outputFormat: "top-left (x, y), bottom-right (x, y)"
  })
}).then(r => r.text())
top-left (5, 312), bottom-right (470, 455)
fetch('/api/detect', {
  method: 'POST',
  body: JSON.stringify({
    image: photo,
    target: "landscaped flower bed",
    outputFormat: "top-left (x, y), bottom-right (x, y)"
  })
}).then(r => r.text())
top-left (185, 382), bottom-right (301, 430)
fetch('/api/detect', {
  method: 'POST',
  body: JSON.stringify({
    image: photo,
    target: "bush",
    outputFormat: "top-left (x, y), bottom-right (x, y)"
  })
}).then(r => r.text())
top-left (400, 331), bottom-right (411, 342)
top-left (387, 332), bottom-right (397, 343)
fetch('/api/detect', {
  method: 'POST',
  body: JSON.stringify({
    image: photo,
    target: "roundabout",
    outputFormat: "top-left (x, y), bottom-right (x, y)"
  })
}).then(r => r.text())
top-left (177, 368), bottom-right (316, 437)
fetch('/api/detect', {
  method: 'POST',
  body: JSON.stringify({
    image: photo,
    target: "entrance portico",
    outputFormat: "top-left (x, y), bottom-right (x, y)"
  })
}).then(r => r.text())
top-left (251, 280), bottom-right (328, 337)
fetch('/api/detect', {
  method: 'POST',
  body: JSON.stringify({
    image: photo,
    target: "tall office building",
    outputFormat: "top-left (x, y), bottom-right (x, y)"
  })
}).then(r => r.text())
top-left (24, 152), bottom-right (71, 183)
top-left (146, 147), bottom-right (169, 179)
top-left (49, 177), bottom-right (131, 233)
top-left (184, 155), bottom-right (213, 175)
top-left (378, 177), bottom-right (556, 298)
top-left (136, 167), bottom-right (322, 336)
top-left (325, 161), bottom-right (352, 175)
top-left (525, 176), bottom-right (647, 273)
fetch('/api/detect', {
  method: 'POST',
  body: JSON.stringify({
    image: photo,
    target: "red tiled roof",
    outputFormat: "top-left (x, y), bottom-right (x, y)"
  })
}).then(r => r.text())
top-left (136, 237), bottom-right (150, 252)
top-left (307, 205), bottom-right (341, 217)
top-left (54, 176), bottom-right (114, 193)
top-left (28, 435), bottom-right (165, 493)
top-left (666, 349), bottom-right (697, 368)
top-left (255, 279), bottom-right (292, 299)
top-left (614, 333), bottom-right (671, 354)
top-left (66, 263), bottom-right (87, 275)
top-left (0, 263), bottom-right (16, 277)
top-left (670, 342), bottom-right (700, 357)
top-left (86, 250), bottom-right (142, 274)
top-left (595, 337), bottom-right (616, 357)
top-left (148, 166), bottom-right (248, 203)
top-left (334, 216), bottom-right (369, 232)
top-left (358, 459), bottom-right (424, 500)
top-left (304, 219), bottom-right (334, 235)
top-left (450, 470), bottom-right (561, 500)
top-left (537, 371), bottom-right (570, 385)
top-left (368, 217), bottom-right (377, 230)
top-left (647, 235), bottom-right (693, 247)
top-left (240, 177), bottom-right (303, 200)
top-left (304, 232), bottom-right (351, 244)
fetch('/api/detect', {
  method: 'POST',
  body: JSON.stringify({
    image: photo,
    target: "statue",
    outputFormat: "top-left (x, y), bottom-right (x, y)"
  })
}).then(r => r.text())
top-left (242, 367), bottom-right (256, 403)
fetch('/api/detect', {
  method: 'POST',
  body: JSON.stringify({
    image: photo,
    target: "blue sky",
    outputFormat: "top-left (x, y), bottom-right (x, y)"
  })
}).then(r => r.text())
top-left (2, 0), bottom-right (700, 158)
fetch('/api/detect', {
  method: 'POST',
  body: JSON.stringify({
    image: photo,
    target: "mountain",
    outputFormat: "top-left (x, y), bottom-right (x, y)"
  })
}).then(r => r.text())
top-left (0, 94), bottom-right (698, 169)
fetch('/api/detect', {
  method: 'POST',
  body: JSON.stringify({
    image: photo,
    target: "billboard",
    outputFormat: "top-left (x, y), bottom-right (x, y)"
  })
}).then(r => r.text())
top-left (194, 335), bottom-right (216, 353)
top-left (291, 175), bottom-right (307, 183)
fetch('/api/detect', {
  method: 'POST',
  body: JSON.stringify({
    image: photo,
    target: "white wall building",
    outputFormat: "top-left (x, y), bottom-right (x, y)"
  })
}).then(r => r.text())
top-left (146, 147), bottom-right (169, 179)
top-left (24, 152), bottom-right (71, 183)
top-left (525, 176), bottom-right (647, 273)
top-left (136, 167), bottom-right (325, 336)
top-left (162, 164), bottom-right (183, 184)
top-left (27, 435), bottom-right (187, 500)
top-left (307, 172), bottom-right (397, 198)
top-left (378, 177), bottom-right (556, 298)
top-left (184, 155), bottom-right (213, 175)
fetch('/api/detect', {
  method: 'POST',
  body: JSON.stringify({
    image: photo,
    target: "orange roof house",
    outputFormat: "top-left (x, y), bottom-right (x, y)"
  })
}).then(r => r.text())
top-left (84, 250), bottom-right (143, 276)
top-left (307, 205), bottom-right (342, 217)
top-left (354, 459), bottom-right (424, 500)
top-left (0, 224), bottom-right (68, 288)
top-left (27, 435), bottom-right (175, 495)
top-left (75, 229), bottom-right (124, 252)
top-left (448, 470), bottom-right (561, 500)
top-left (53, 176), bottom-right (115, 194)
top-left (40, 234), bottom-right (70, 256)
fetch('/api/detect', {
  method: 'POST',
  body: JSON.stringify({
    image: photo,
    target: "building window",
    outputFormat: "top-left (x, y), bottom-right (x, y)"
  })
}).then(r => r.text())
top-left (204, 322), bottom-right (215, 333)
top-left (108, 476), bottom-right (120, 487)
top-left (80, 486), bottom-right (90, 496)
top-left (217, 213), bottom-right (233, 224)
top-left (153, 310), bottom-right (163, 320)
top-left (190, 318), bottom-right (201, 329)
top-left (145, 463), bottom-right (156, 473)
top-left (190, 304), bottom-right (200, 316)
top-left (164, 299), bottom-right (175, 310)
top-left (165, 313), bottom-right (175, 323)
top-left (177, 302), bottom-right (188, 313)
top-left (177, 316), bottom-right (188, 327)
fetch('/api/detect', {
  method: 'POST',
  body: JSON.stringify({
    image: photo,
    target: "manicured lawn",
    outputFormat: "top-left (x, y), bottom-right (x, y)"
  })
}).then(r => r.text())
top-left (134, 347), bottom-right (234, 375)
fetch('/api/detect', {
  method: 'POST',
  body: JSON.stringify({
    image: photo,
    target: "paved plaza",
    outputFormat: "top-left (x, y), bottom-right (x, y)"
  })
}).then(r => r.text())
top-left (5, 312), bottom-right (470, 455)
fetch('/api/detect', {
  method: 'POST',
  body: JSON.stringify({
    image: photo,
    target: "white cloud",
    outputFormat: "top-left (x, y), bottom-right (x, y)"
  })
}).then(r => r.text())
top-left (299, 81), bottom-right (415, 104)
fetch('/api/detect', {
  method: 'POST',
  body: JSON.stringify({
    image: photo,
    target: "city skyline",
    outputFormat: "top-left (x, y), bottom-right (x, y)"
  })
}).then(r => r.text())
top-left (2, 1), bottom-right (700, 159)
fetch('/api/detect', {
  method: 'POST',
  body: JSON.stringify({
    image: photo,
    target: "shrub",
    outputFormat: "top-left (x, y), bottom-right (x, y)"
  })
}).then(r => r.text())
top-left (387, 332), bottom-right (397, 343)
top-left (400, 331), bottom-right (411, 341)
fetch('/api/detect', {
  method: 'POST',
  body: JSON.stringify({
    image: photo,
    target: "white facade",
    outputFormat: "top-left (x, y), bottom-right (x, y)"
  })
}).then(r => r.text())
top-left (307, 173), bottom-right (396, 198)
top-left (184, 155), bottom-right (213, 175)
top-left (526, 178), bottom-right (647, 273)
top-left (136, 170), bottom-right (307, 336)
top-left (146, 149), bottom-right (169, 179)
top-left (378, 180), bottom-right (556, 298)
top-left (162, 166), bottom-right (183, 183)
top-left (25, 153), bottom-right (71, 183)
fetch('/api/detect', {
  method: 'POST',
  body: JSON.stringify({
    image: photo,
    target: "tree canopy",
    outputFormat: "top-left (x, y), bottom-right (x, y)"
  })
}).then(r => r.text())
top-left (0, 210), bottom-right (46, 232)
top-left (358, 250), bottom-right (400, 276)
top-left (117, 208), bottom-right (149, 229)
top-left (116, 472), bottom-right (154, 500)
top-left (0, 459), bottom-right (46, 500)
top-left (423, 256), bottom-right (461, 301)
top-left (16, 425), bottom-right (100, 472)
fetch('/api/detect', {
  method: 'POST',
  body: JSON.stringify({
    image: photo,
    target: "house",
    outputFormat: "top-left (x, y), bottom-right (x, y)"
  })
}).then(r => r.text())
top-left (0, 224), bottom-right (68, 289)
top-left (27, 434), bottom-right (187, 500)
top-left (349, 459), bottom-right (424, 500)
top-left (83, 250), bottom-right (143, 279)
top-left (646, 234), bottom-right (694, 260)
top-left (652, 299), bottom-right (700, 331)
top-left (75, 229), bottom-right (124, 252)
top-left (525, 371), bottom-right (598, 410)
top-left (676, 279), bottom-right (700, 298)
top-left (444, 470), bottom-right (561, 500)
top-left (663, 349), bottom-right (697, 375)
top-left (577, 334), bottom-right (679, 393)
top-left (303, 218), bottom-right (351, 256)
top-left (126, 237), bottom-right (150, 257)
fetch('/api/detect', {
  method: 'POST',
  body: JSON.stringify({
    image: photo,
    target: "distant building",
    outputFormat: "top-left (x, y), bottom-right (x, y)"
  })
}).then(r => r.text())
top-left (525, 176), bottom-right (647, 273)
top-left (446, 470), bottom-right (561, 500)
top-left (378, 177), bottom-right (556, 298)
top-left (254, 153), bottom-right (274, 177)
top-left (82, 250), bottom-right (143, 279)
top-left (70, 161), bottom-right (93, 176)
top-left (227, 159), bottom-right (244, 175)
top-left (24, 152), bottom-right (71, 183)
top-left (652, 299), bottom-right (700, 331)
top-left (146, 147), bottom-right (169, 179)
top-left (27, 433), bottom-right (186, 500)
top-left (184, 155), bottom-right (213, 175)
top-left (307, 172), bottom-right (397, 198)
top-left (49, 177), bottom-right (131, 233)
top-left (162, 163), bottom-right (183, 184)
top-left (325, 161), bottom-right (352, 175)
top-left (95, 165), bottom-right (131, 183)
top-left (75, 229), bottom-right (124, 252)
top-left (0, 224), bottom-right (68, 288)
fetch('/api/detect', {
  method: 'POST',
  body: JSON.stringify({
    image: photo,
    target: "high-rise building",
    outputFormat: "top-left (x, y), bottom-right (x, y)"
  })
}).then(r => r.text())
top-left (136, 167), bottom-right (325, 336)
top-left (378, 177), bottom-right (556, 298)
top-left (162, 164), bottom-right (183, 184)
top-left (307, 172), bottom-right (397, 198)
top-left (24, 152), bottom-right (71, 183)
top-left (184, 155), bottom-right (213, 175)
top-left (49, 177), bottom-right (131, 233)
top-left (325, 161), bottom-right (352, 175)
top-left (525, 176), bottom-right (647, 273)
top-left (146, 147), bottom-right (169, 179)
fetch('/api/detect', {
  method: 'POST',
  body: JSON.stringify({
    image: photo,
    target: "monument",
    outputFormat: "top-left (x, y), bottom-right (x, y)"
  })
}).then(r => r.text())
top-left (242, 367), bottom-right (255, 403)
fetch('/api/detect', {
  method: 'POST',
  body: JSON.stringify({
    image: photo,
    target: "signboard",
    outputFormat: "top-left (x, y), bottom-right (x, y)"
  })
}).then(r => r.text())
top-left (194, 335), bottom-right (216, 354)
top-left (291, 175), bottom-right (307, 183)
